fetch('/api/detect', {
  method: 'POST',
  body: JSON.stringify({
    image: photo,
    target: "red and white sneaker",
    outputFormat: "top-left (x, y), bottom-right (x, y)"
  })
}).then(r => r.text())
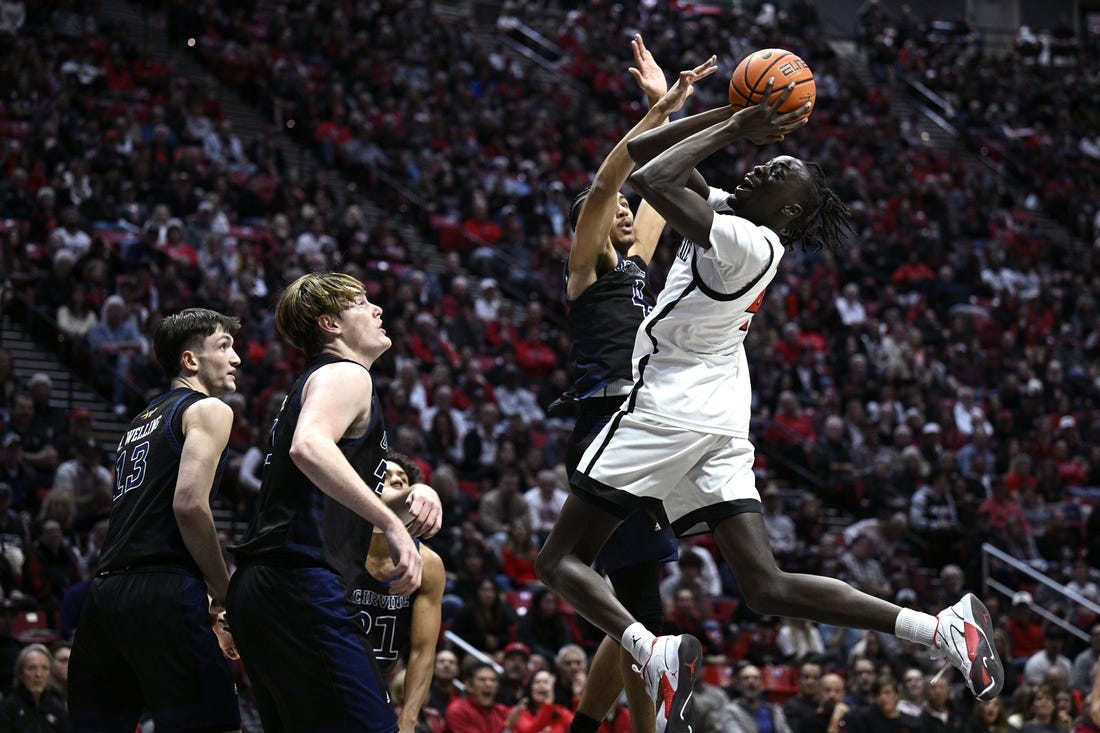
top-left (931, 593), bottom-right (1004, 701)
top-left (635, 634), bottom-right (702, 733)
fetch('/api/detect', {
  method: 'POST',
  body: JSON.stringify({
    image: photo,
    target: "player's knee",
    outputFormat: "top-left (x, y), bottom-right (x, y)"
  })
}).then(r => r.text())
top-left (534, 550), bottom-right (560, 587)
top-left (739, 569), bottom-right (789, 615)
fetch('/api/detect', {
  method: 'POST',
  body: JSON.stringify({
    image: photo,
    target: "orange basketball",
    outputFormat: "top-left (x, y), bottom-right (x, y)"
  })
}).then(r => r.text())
top-left (729, 48), bottom-right (815, 120)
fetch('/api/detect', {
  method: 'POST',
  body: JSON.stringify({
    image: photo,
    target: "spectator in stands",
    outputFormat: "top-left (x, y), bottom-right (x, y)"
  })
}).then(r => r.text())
top-left (0, 643), bottom-right (68, 731)
top-left (21, 518), bottom-right (79, 628)
top-left (449, 578), bottom-right (517, 656)
top-left (909, 469), bottom-right (962, 567)
top-left (446, 662), bottom-right (511, 733)
top-left (422, 385), bottom-right (469, 446)
top-left (719, 663), bottom-right (793, 733)
top-left (838, 532), bottom-right (892, 600)
top-left (741, 616), bottom-right (788, 669)
top-left (87, 294), bottom-right (148, 416)
top-left (514, 669), bottom-right (574, 733)
top-left (777, 618), bottom-right (825, 666)
top-left (996, 514), bottom-right (1044, 574)
top-left (499, 517), bottom-right (539, 590)
top-left (48, 639), bottom-right (69, 700)
top-left (551, 644), bottom-right (588, 709)
top-left (665, 587), bottom-right (720, 656)
top-left (0, 432), bottom-right (45, 515)
top-left (496, 641), bottom-right (532, 707)
top-left (762, 390), bottom-right (816, 474)
top-left (425, 465), bottom-right (474, 566)
top-left (968, 695), bottom-right (1009, 733)
top-left (50, 436), bottom-right (111, 533)
top-left (476, 467), bottom-right (530, 552)
top-left (7, 391), bottom-right (59, 477)
top-left (783, 660), bottom-right (826, 733)
top-left (524, 468), bottom-right (567, 544)
top-left (896, 668), bottom-right (925, 720)
top-left (846, 657), bottom-right (879, 713)
top-left (427, 649), bottom-right (462, 717)
top-left (762, 484), bottom-right (798, 563)
top-left (56, 282), bottom-right (97, 342)
top-left (1009, 592), bottom-right (1045, 661)
top-left (1019, 683), bottom-right (1073, 732)
top-left (1024, 627), bottom-right (1073, 687)
top-left (494, 367), bottom-right (545, 428)
top-left (840, 674), bottom-right (910, 733)
top-left (916, 671), bottom-right (960, 732)
top-left (26, 374), bottom-right (65, 442)
top-left (659, 550), bottom-right (709, 616)
top-left (1070, 624), bottom-right (1100, 697)
top-left (33, 250), bottom-right (77, 320)
top-left (0, 480), bottom-right (28, 562)
top-left (978, 476), bottom-right (1028, 533)
top-left (812, 415), bottom-right (861, 513)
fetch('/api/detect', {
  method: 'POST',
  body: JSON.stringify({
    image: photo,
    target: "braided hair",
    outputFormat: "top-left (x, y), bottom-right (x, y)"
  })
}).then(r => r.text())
top-left (784, 162), bottom-right (852, 252)
top-left (568, 185), bottom-right (593, 232)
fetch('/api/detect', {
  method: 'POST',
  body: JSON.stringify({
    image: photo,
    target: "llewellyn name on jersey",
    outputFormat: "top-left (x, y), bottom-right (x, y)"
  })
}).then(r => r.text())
top-left (350, 588), bottom-right (410, 610)
top-left (121, 416), bottom-right (163, 447)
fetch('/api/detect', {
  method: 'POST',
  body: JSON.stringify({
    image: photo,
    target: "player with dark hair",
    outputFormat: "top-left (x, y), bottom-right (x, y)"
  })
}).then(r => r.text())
top-left (559, 35), bottom-right (717, 733)
top-left (227, 272), bottom-right (441, 733)
top-left (69, 307), bottom-right (243, 733)
top-left (349, 452), bottom-right (446, 733)
top-left (536, 84), bottom-right (1003, 733)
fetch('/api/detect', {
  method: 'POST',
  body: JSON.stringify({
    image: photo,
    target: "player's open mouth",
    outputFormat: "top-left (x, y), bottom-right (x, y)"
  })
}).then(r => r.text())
top-left (736, 175), bottom-right (756, 193)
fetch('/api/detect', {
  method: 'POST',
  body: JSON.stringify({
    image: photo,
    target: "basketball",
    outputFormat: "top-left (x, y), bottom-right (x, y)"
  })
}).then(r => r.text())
top-left (729, 48), bottom-right (815, 119)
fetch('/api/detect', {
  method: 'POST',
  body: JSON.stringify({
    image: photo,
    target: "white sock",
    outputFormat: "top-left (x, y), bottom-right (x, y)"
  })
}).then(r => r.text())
top-left (895, 608), bottom-right (939, 647)
top-left (622, 622), bottom-right (656, 665)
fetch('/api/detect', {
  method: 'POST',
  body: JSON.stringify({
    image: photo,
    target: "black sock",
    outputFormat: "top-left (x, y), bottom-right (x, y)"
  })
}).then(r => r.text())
top-left (568, 711), bottom-right (601, 733)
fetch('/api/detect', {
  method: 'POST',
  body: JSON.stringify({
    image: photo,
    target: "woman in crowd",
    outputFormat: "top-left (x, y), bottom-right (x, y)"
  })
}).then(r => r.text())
top-left (513, 669), bottom-right (574, 733)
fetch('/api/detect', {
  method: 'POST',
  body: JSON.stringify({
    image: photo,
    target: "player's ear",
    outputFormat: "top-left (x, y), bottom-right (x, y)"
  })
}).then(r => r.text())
top-left (180, 349), bottom-right (199, 373)
top-left (317, 313), bottom-right (339, 334)
top-left (782, 203), bottom-right (802, 218)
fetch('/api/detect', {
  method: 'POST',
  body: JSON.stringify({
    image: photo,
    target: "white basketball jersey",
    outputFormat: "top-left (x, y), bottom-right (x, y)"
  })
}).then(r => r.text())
top-left (626, 187), bottom-right (784, 437)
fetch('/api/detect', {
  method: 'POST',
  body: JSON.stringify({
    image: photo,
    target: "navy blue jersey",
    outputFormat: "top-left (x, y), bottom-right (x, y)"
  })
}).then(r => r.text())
top-left (565, 254), bottom-right (654, 398)
top-left (232, 354), bottom-right (387, 578)
top-left (347, 539), bottom-right (420, 680)
top-left (97, 389), bottom-right (223, 575)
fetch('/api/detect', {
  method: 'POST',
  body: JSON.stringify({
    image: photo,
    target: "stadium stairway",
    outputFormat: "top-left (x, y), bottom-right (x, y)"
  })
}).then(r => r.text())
top-left (829, 40), bottom-right (1079, 255)
top-left (102, 0), bottom-right (439, 267)
top-left (0, 315), bottom-right (129, 448)
top-left (0, 312), bottom-right (241, 534)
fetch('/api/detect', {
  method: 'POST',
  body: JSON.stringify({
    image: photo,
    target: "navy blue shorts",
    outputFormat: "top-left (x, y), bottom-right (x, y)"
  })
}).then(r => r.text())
top-left (227, 562), bottom-right (397, 733)
top-left (68, 572), bottom-right (240, 733)
top-left (569, 405), bottom-right (678, 573)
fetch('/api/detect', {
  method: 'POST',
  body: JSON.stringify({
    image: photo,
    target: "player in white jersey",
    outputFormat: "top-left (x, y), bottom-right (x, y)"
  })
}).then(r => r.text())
top-left (536, 82), bottom-right (1005, 733)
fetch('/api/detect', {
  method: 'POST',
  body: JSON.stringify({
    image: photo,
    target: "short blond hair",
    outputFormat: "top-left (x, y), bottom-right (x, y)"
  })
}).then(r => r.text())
top-left (275, 272), bottom-right (365, 356)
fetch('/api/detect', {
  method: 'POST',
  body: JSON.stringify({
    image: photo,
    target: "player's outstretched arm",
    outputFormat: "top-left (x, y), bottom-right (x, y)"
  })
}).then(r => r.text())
top-left (398, 545), bottom-right (446, 733)
top-left (568, 36), bottom-right (717, 298)
top-left (292, 362), bottom-right (422, 595)
top-left (631, 81), bottom-right (808, 245)
top-left (174, 398), bottom-right (234, 605)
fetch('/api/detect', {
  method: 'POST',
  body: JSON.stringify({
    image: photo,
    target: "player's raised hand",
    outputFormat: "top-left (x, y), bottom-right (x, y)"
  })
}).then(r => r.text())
top-left (385, 526), bottom-right (423, 596)
top-left (659, 55), bottom-right (719, 116)
top-left (628, 34), bottom-right (668, 104)
top-left (405, 483), bottom-right (442, 539)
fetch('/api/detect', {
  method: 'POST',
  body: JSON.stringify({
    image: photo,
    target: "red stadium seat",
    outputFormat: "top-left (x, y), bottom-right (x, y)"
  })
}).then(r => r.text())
top-left (761, 665), bottom-right (799, 704)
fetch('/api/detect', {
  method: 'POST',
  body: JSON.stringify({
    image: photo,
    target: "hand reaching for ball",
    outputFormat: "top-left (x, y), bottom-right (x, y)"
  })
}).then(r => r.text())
top-left (731, 78), bottom-right (812, 145)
